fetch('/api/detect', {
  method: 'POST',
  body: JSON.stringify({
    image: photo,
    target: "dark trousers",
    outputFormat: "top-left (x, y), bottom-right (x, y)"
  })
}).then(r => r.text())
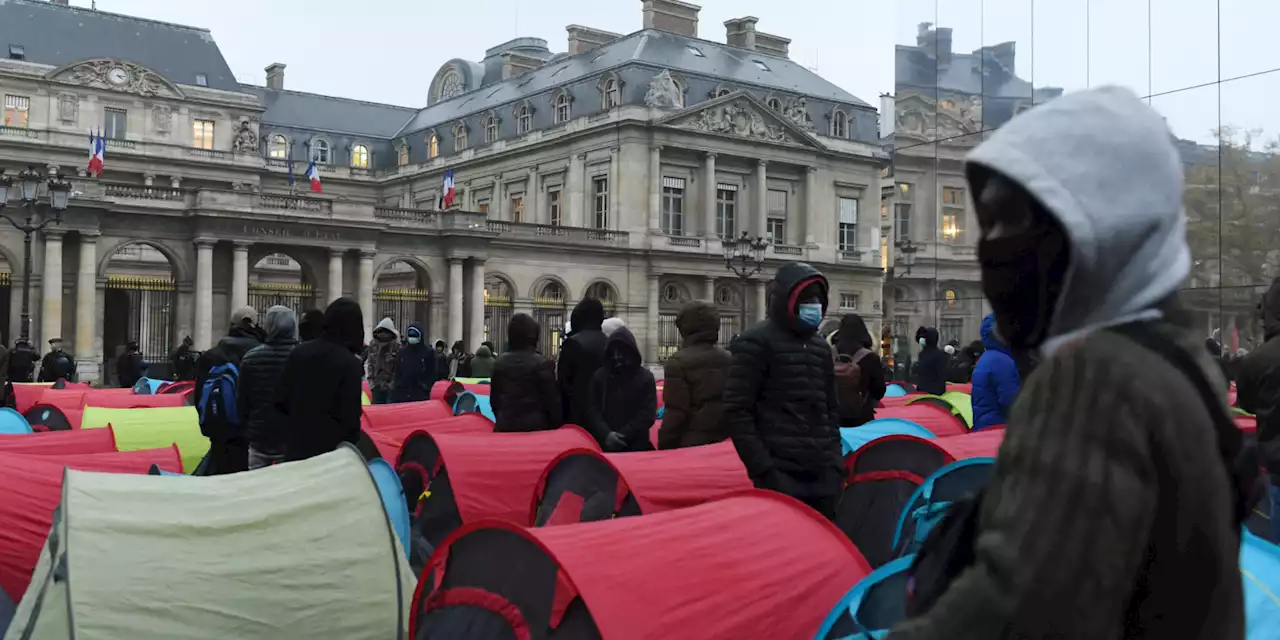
top-left (206, 438), bottom-right (249, 475)
top-left (371, 387), bottom-right (390, 404)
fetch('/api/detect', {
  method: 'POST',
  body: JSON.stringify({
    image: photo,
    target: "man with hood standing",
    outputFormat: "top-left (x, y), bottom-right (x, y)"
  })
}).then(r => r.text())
top-left (723, 262), bottom-right (841, 517)
top-left (1234, 278), bottom-right (1280, 542)
top-left (239, 306), bottom-right (298, 469)
top-left (491, 313), bottom-right (562, 432)
top-left (833, 313), bottom-right (886, 427)
top-left (367, 318), bottom-right (399, 404)
top-left (586, 326), bottom-right (657, 452)
top-left (469, 343), bottom-right (496, 378)
top-left (911, 327), bottom-right (947, 396)
top-left (658, 301), bottom-right (731, 449)
top-left (277, 297), bottom-right (364, 462)
top-left (8, 339), bottom-right (35, 383)
top-left (390, 323), bottom-right (435, 403)
top-left (969, 314), bottom-right (1020, 430)
top-left (558, 298), bottom-right (608, 426)
top-left (888, 87), bottom-right (1247, 639)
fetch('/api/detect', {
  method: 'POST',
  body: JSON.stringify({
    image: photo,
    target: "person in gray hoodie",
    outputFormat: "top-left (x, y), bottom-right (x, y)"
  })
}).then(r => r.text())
top-left (239, 306), bottom-right (298, 469)
top-left (366, 317), bottom-right (399, 403)
top-left (889, 86), bottom-right (1246, 639)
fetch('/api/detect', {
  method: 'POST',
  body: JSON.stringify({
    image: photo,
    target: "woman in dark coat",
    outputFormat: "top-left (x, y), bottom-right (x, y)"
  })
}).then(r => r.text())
top-left (586, 326), bottom-right (656, 452)
top-left (657, 301), bottom-right (731, 449)
top-left (833, 314), bottom-right (886, 427)
top-left (490, 314), bottom-right (562, 432)
top-left (389, 323), bottom-right (436, 403)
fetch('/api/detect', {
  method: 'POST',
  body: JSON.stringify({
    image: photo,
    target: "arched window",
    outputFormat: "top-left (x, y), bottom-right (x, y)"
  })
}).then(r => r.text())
top-left (439, 68), bottom-right (465, 101)
top-left (453, 123), bottom-right (468, 152)
top-left (267, 134), bottom-right (288, 159)
top-left (311, 139), bottom-right (330, 164)
top-left (767, 97), bottom-right (782, 112)
top-left (832, 110), bottom-right (848, 138)
top-left (516, 104), bottom-right (532, 134)
top-left (484, 115), bottom-right (498, 143)
top-left (602, 78), bottom-right (620, 109)
top-left (397, 143), bottom-right (409, 167)
top-left (537, 281), bottom-right (565, 305)
top-left (351, 144), bottom-right (369, 168)
top-left (714, 85), bottom-right (732, 98)
top-left (428, 134), bottom-right (439, 159)
top-left (554, 92), bottom-right (571, 123)
top-left (585, 281), bottom-right (617, 313)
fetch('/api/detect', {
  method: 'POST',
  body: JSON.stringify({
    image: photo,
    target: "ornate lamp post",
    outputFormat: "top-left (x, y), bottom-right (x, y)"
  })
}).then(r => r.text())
top-left (0, 167), bottom-right (73, 344)
top-left (895, 238), bottom-right (918, 276)
top-left (722, 230), bottom-right (768, 335)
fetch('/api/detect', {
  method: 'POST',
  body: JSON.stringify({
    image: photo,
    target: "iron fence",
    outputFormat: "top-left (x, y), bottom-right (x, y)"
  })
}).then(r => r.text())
top-left (658, 313), bottom-right (680, 362)
top-left (533, 305), bottom-right (566, 360)
top-left (374, 287), bottom-right (430, 337)
top-left (484, 298), bottom-right (513, 354)
top-left (248, 282), bottom-right (316, 319)
top-left (105, 276), bottom-right (174, 363)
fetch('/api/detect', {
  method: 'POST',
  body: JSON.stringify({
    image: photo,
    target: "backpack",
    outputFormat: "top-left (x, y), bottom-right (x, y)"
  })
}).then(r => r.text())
top-left (835, 347), bottom-right (873, 410)
top-left (903, 322), bottom-right (1260, 618)
top-left (197, 362), bottom-right (241, 439)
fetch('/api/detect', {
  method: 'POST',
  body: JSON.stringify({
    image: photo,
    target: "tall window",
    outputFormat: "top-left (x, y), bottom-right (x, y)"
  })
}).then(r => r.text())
top-left (895, 182), bottom-right (912, 242)
top-left (351, 144), bottom-right (370, 168)
top-left (940, 318), bottom-right (965, 346)
top-left (192, 119), bottom-right (215, 150)
top-left (603, 78), bottom-right (619, 109)
top-left (592, 176), bottom-right (609, 228)
top-left (832, 110), bottom-right (848, 138)
top-left (716, 184), bottom-right (737, 239)
top-left (766, 189), bottom-right (788, 244)
top-left (311, 139), bottom-right (330, 164)
top-left (268, 134), bottom-right (288, 158)
top-left (3, 95), bottom-right (30, 128)
top-left (516, 105), bottom-right (531, 134)
top-left (477, 199), bottom-right (490, 215)
top-left (484, 116), bottom-right (497, 142)
top-left (428, 134), bottom-right (439, 159)
top-left (554, 93), bottom-right (571, 123)
top-left (510, 194), bottom-right (524, 223)
top-left (840, 293), bottom-right (860, 310)
top-left (103, 107), bottom-right (127, 140)
top-left (881, 236), bottom-right (889, 270)
top-left (661, 177), bottom-right (686, 236)
top-left (838, 196), bottom-right (858, 251)
top-left (397, 144), bottom-right (409, 166)
top-left (453, 123), bottom-right (468, 151)
top-left (941, 186), bottom-right (965, 242)
top-left (548, 188), bottom-right (562, 226)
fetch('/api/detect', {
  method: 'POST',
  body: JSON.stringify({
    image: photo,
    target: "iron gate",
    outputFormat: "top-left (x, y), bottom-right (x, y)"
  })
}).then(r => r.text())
top-left (533, 305), bottom-right (565, 359)
top-left (374, 287), bottom-right (430, 336)
top-left (484, 300), bottom-right (513, 354)
top-left (248, 282), bottom-right (316, 318)
top-left (658, 313), bottom-right (679, 362)
top-left (104, 276), bottom-right (174, 363)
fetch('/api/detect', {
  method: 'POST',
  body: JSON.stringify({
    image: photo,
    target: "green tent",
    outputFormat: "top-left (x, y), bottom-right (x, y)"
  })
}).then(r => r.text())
top-left (80, 406), bottom-right (207, 473)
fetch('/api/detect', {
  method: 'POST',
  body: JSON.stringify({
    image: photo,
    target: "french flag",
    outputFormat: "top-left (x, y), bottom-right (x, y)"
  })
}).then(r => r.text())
top-left (305, 161), bottom-right (322, 193)
top-left (442, 169), bottom-right (455, 208)
top-left (87, 129), bottom-right (105, 177)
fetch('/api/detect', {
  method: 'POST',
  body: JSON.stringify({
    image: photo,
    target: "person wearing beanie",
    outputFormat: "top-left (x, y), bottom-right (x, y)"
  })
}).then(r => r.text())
top-left (278, 297), bottom-right (365, 462)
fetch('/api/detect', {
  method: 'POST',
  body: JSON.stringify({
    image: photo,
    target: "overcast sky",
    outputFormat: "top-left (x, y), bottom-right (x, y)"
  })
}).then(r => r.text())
top-left (65, 0), bottom-right (1280, 146)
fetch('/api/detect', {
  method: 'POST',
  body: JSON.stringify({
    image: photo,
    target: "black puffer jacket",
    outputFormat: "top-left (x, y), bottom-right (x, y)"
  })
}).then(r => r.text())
top-left (913, 327), bottom-right (948, 396)
top-left (492, 313), bottom-right (563, 432)
top-left (724, 262), bottom-right (841, 509)
top-left (390, 323), bottom-right (436, 403)
top-left (1236, 277), bottom-right (1280, 484)
top-left (558, 298), bottom-right (608, 426)
top-left (586, 326), bottom-right (656, 451)
top-left (834, 313), bottom-right (886, 427)
top-left (239, 306), bottom-right (298, 456)
top-left (658, 302), bottom-right (731, 449)
top-left (193, 324), bottom-right (264, 427)
top-left (277, 298), bottom-right (365, 462)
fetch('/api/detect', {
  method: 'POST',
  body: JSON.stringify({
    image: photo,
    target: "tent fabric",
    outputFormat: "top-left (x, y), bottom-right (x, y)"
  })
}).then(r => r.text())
top-left (79, 406), bottom-right (208, 473)
top-left (369, 459), bottom-right (413, 560)
top-left (158, 381), bottom-right (195, 395)
top-left (20, 406), bottom-right (78, 432)
top-left (0, 427), bottom-right (117, 456)
top-left (1242, 532), bottom-right (1280, 640)
top-left (0, 409), bottom-right (29, 435)
top-left (877, 404), bottom-right (968, 437)
top-left (416, 491), bottom-right (871, 640)
top-left (945, 383), bottom-right (972, 395)
top-left (84, 391), bottom-right (189, 410)
top-left (10, 384), bottom-right (54, 414)
top-left (878, 394), bottom-right (926, 410)
top-left (815, 554), bottom-right (915, 639)
top-left (840, 420), bottom-right (936, 455)
top-left (431, 380), bottom-right (490, 400)
top-left (930, 429), bottom-right (1005, 461)
top-left (0, 448), bottom-right (183, 604)
top-left (1236, 416), bottom-right (1257, 434)
top-left (884, 384), bottom-right (907, 398)
top-left (363, 400), bottom-right (454, 432)
top-left (648, 420), bottom-right (661, 448)
top-left (891, 458), bottom-right (996, 559)
top-left (368, 415), bottom-right (495, 462)
top-left (5, 446), bottom-right (416, 640)
top-left (938, 392), bottom-right (974, 428)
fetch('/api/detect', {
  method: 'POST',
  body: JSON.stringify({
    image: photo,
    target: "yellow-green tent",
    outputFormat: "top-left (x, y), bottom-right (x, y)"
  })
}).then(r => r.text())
top-left (362, 392), bottom-right (371, 406)
top-left (454, 377), bottom-right (491, 384)
top-left (905, 393), bottom-right (974, 430)
top-left (80, 406), bottom-right (208, 473)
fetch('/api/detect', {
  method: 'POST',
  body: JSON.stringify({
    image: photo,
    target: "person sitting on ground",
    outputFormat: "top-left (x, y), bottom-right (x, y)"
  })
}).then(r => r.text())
top-left (491, 313), bottom-right (562, 432)
top-left (298, 309), bottom-right (325, 342)
top-left (469, 343), bottom-right (496, 378)
top-left (116, 340), bottom-right (146, 389)
top-left (833, 313), bottom-right (886, 428)
top-left (367, 318), bottom-right (399, 404)
top-left (239, 306), bottom-right (298, 470)
top-left (658, 301), bottom-right (730, 449)
top-left (193, 307), bottom-right (264, 475)
top-left (277, 297), bottom-right (364, 463)
top-left (586, 326), bottom-right (656, 452)
top-left (38, 337), bottom-right (76, 382)
top-left (389, 323), bottom-right (435, 403)
top-left (969, 313), bottom-right (1021, 430)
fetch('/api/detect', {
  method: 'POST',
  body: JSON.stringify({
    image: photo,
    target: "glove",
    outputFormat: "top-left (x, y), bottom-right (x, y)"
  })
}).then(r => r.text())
top-left (604, 432), bottom-right (628, 452)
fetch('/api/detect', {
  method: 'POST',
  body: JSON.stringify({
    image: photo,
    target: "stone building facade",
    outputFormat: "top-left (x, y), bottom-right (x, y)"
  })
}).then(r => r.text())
top-left (0, 0), bottom-right (886, 381)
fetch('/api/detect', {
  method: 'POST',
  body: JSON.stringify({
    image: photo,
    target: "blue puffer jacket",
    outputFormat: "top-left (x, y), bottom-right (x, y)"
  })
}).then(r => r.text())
top-left (971, 314), bottom-right (1021, 430)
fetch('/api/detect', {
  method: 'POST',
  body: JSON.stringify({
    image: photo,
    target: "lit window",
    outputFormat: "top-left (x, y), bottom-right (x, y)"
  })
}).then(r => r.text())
top-left (554, 93), bottom-right (571, 123)
top-left (268, 134), bottom-right (288, 158)
top-left (4, 95), bottom-right (30, 128)
top-left (510, 194), bottom-right (523, 223)
top-left (716, 183), bottom-right (737, 239)
top-left (593, 177), bottom-right (609, 228)
top-left (766, 189), bottom-right (787, 244)
top-left (881, 236), bottom-right (889, 271)
top-left (351, 144), bottom-right (370, 168)
top-left (941, 186), bottom-right (965, 206)
top-left (548, 188), bottom-right (562, 226)
top-left (687, 46), bottom-right (704, 57)
top-left (767, 97), bottom-right (782, 112)
top-left (311, 139), bottom-right (330, 164)
top-left (485, 116), bottom-right (498, 142)
top-left (603, 78), bottom-right (619, 109)
top-left (752, 60), bottom-right (770, 72)
top-left (941, 186), bottom-right (964, 242)
top-left (516, 105), bottom-right (531, 134)
top-left (838, 196), bottom-right (858, 252)
top-left (840, 293), bottom-right (860, 310)
top-left (661, 177), bottom-right (685, 236)
top-left (941, 214), bottom-right (961, 241)
top-left (832, 110), bottom-right (848, 138)
top-left (397, 144), bottom-right (409, 166)
top-left (453, 123), bottom-right (468, 151)
top-left (944, 290), bottom-right (958, 307)
top-left (103, 107), bottom-right (127, 140)
top-left (897, 182), bottom-right (912, 200)
top-left (192, 119), bottom-right (215, 150)
top-left (428, 134), bottom-right (439, 159)
top-left (195, 73), bottom-right (208, 87)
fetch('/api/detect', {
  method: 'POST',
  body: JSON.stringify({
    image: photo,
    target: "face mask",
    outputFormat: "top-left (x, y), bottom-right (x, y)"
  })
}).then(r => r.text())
top-left (918, 338), bottom-right (926, 347)
top-left (407, 337), bottom-right (421, 345)
top-left (797, 303), bottom-right (823, 328)
top-left (978, 223), bottom-right (1068, 350)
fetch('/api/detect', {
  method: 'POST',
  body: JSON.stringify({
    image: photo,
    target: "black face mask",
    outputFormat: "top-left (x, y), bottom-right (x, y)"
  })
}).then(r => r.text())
top-left (978, 223), bottom-right (1068, 350)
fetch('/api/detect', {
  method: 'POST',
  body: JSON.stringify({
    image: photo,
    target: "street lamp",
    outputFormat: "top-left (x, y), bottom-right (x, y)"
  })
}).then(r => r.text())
top-left (0, 166), bottom-right (72, 345)
top-left (895, 238), bottom-right (918, 276)
top-left (722, 230), bottom-right (768, 336)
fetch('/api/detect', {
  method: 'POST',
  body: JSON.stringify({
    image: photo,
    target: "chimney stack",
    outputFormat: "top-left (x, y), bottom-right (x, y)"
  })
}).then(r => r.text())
top-left (642, 0), bottom-right (701, 39)
top-left (501, 52), bottom-right (543, 80)
top-left (265, 63), bottom-right (286, 91)
top-left (566, 25), bottom-right (623, 55)
top-left (725, 16), bottom-right (791, 59)
top-left (51, 0), bottom-right (70, 5)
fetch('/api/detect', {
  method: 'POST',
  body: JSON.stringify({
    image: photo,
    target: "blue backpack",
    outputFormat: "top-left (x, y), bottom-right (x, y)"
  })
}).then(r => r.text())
top-left (198, 362), bottom-right (241, 436)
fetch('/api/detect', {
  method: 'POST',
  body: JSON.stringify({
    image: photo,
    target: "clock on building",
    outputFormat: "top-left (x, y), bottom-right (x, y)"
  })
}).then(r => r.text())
top-left (107, 66), bottom-right (130, 86)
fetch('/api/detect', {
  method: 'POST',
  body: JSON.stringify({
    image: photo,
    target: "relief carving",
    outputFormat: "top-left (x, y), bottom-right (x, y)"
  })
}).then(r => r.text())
top-left (232, 120), bottom-right (258, 154)
top-left (644, 70), bottom-right (684, 109)
top-left (57, 93), bottom-right (78, 124)
top-left (895, 94), bottom-right (984, 141)
top-left (151, 105), bottom-right (173, 134)
top-left (52, 59), bottom-right (183, 99)
top-left (680, 100), bottom-right (791, 143)
top-left (782, 98), bottom-right (814, 130)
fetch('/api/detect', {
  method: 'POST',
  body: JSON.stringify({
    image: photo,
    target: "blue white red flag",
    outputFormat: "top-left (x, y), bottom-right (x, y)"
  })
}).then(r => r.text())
top-left (87, 130), bottom-right (105, 177)
top-left (305, 161), bottom-right (322, 193)
top-left (442, 169), bottom-right (456, 208)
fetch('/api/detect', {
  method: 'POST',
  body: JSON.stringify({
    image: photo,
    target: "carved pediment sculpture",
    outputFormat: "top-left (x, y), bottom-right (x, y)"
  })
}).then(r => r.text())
top-left (782, 97), bottom-right (815, 130)
top-left (152, 104), bottom-right (173, 134)
top-left (48, 59), bottom-right (185, 99)
top-left (674, 100), bottom-right (792, 144)
top-left (57, 93), bottom-right (78, 124)
top-left (232, 120), bottom-right (258, 154)
top-left (644, 70), bottom-right (684, 109)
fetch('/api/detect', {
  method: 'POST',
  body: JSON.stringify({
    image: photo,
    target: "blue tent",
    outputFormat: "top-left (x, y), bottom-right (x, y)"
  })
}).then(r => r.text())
top-left (0, 407), bottom-right (31, 434)
top-left (1243, 532), bottom-right (1280, 639)
top-left (131, 377), bottom-right (168, 395)
top-left (891, 458), bottom-right (995, 559)
top-left (452, 391), bottom-right (494, 421)
top-left (840, 419), bottom-right (936, 456)
top-left (368, 459), bottom-right (411, 558)
top-left (884, 384), bottom-right (907, 398)
top-left (813, 554), bottom-right (913, 639)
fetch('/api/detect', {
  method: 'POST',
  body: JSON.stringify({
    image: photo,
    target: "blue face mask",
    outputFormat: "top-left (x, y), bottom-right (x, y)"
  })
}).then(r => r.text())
top-left (407, 336), bottom-right (421, 345)
top-left (797, 303), bottom-right (823, 328)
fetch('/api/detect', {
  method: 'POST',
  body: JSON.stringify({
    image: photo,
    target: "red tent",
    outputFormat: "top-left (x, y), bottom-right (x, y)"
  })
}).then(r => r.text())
top-left (366, 414), bottom-right (495, 461)
top-left (655, 379), bottom-right (665, 410)
top-left (0, 426), bottom-right (117, 455)
top-left (10, 384), bottom-right (53, 414)
top-left (648, 420), bottom-right (661, 448)
top-left (396, 427), bottom-right (598, 550)
top-left (532, 441), bottom-right (751, 525)
top-left (877, 404), bottom-right (967, 436)
top-left (362, 400), bottom-right (454, 432)
top-left (83, 389), bottom-right (188, 409)
top-left (34, 388), bottom-right (89, 412)
top-left (945, 383), bottom-right (973, 394)
top-left (0, 446), bottom-right (183, 601)
top-left (413, 491), bottom-right (871, 640)
top-left (429, 380), bottom-right (490, 401)
top-left (878, 393), bottom-right (927, 409)
top-left (1235, 415), bottom-right (1256, 434)
top-left (931, 429), bottom-right (1005, 460)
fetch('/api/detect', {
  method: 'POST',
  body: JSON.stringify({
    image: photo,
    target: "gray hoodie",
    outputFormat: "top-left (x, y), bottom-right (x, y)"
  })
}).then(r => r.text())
top-left (262, 305), bottom-right (299, 344)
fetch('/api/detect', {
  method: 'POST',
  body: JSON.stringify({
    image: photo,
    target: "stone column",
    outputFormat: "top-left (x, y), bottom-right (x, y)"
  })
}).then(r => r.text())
top-left (649, 146), bottom-right (663, 231)
top-left (447, 258), bottom-right (463, 345)
top-left (468, 259), bottom-right (486, 352)
top-left (646, 274), bottom-right (660, 363)
top-left (74, 232), bottom-right (98, 381)
top-left (566, 154), bottom-right (584, 227)
top-left (804, 166), bottom-right (818, 246)
top-left (328, 249), bottom-right (344, 303)
top-left (358, 251), bottom-right (375, 343)
top-left (703, 276), bottom-right (716, 302)
top-left (526, 168), bottom-right (539, 224)
top-left (704, 153), bottom-right (718, 237)
top-left (40, 229), bottom-right (64, 349)
top-left (608, 148), bottom-right (620, 229)
top-left (194, 239), bottom-right (214, 350)
top-left (755, 159), bottom-right (769, 239)
top-left (755, 280), bottom-right (767, 323)
top-left (494, 176), bottom-right (506, 221)
top-left (230, 241), bottom-right (250, 312)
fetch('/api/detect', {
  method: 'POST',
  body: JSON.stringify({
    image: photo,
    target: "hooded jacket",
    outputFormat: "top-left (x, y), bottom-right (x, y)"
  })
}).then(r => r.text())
top-left (658, 302), bottom-right (731, 449)
top-left (912, 327), bottom-right (947, 396)
top-left (723, 262), bottom-right (841, 511)
top-left (239, 306), bottom-right (298, 455)
top-left (192, 323), bottom-right (264, 427)
top-left (367, 318), bottom-right (400, 390)
top-left (969, 314), bottom-right (1020, 430)
top-left (491, 314), bottom-right (562, 432)
top-left (389, 323), bottom-right (436, 403)
top-left (833, 313), bottom-right (886, 427)
top-left (558, 298), bottom-right (608, 426)
top-left (277, 297), bottom-right (365, 462)
top-left (469, 345), bottom-right (496, 378)
top-left (889, 86), bottom-right (1243, 640)
top-left (1235, 277), bottom-right (1280, 484)
top-left (7, 342), bottom-right (36, 383)
top-left (586, 326), bottom-right (656, 451)
top-left (298, 309), bottom-right (325, 342)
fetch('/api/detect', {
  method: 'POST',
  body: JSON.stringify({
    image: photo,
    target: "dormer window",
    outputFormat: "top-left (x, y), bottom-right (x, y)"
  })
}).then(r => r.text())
top-left (453, 122), bottom-right (468, 152)
top-left (832, 110), bottom-right (848, 139)
top-left (767, 97), bottom-right (782, 112)
top-left (485, 115), bottom-right (498, 143)
top-left (515, 104), bottom-right (532, 134)
top-left (195, 73), bottom-right (208, 87)
top-left (687, 46), bottom-right (704, 58)
top-left (428, 133), bottom-right (439, 159)
top-left (602, 77), bottom-right (620, 109)
top-left (554, 92), bottom-right (571, 124)
top-left (7, 45), bottom-right (24, 61)
top-left (267, 134), bottom-right (288, 159)
top-left (311, 139), bottom-right (330, 164)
